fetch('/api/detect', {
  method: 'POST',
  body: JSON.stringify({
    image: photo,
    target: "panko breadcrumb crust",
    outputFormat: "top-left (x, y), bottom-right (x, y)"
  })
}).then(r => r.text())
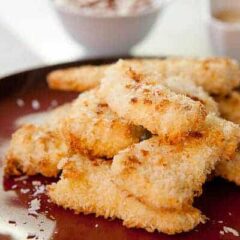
top-left (111, 113), bottom-right (240, 210)
top-left (4, 124), bottom-right (68, 177)
top-left (4, 104), bottom-right (71, 177)
top-left (100, 60), bottom-right (207, 143)
top-left (61, 89), bottom-right (146, 158)
top-left (47, 64), bottom-right (109, 92)
top-left (216, 91), bottom-right (240, 124)
top-left (48, 155), bottom-right (205, 235)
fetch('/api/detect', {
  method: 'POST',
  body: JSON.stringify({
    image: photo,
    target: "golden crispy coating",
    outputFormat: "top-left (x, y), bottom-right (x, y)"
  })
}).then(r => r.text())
top-left (47, 64), bottom-right (109, 92)
top-left (206, 114), bottom-right (240, 162)
top-left (212, 92), bottom-right (240, 185)
top-left (216, 153), bottom-right (240, 185)
top-left (124, 60), bottom-right (218, 114)
top-left (4, 89), bottom-right (146, 176)
top-left (4, 124), bottom-right (68, 177)
top-left (117, 60), bottom-right (219, 114)
top-left (110, 114), bottom-right (240, 210)
top-left (100, 60), bottom-right (207, 143)
top-left (48, 155), bottom-right (204, 235)
top-left (216, 91), bottom-right (240, 124)
top-left (46, 60), bottom-right (144, 92)
top-left (162, 77), bottom-right (219, 114)
top-left (4, 104), bottom-right (71, 177)
top-left (111, 115), bottom-right (226, 210)
top-left (147, 57), bottom-right (240, 96)
top-left (47, 57), bottom-right (240, 95)
top-left (61, 89), bottom-right (146, 158)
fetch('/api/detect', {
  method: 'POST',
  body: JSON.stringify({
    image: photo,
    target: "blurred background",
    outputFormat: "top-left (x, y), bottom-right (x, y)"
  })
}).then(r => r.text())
top-left (0, 0), bottom-right (237, 77)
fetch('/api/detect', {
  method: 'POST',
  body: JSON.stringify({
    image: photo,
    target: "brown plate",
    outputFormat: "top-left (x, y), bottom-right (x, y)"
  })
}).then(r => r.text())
top-left (1, 58), bottom-right (240, 240)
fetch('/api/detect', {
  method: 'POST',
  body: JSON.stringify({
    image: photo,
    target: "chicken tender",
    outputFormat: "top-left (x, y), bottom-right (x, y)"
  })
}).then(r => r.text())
top-left (111, 113), bottom-right (240, 210)
top-left (118, 60), bottom-right (219, 114)
top-left (216, 153), bottom-right (240, 185)
top-left (100, 60), bottom-right (207, 143)
top-left (48, 155), bottom-right (204, 235)
top-left (4, 124), bottom-right (68, 177)
top-left (4, 104), bottom-right (71, 177)
top-left (111, 124), bottom-right (222, 210)
top-left (47, 64), bottom-right (109, 92)
top-left (47, 57), bottom-right (240, 95)
top-left (207, 114), bottom-right (240, 161)
top-left (148, 57), bottom-right (240, 96)
top-left (216, 91), bottom-right (240, 124)
top-left (61, 89), bottom-right (146, 158)
top-left (211, 92), bottom-right (240, 185)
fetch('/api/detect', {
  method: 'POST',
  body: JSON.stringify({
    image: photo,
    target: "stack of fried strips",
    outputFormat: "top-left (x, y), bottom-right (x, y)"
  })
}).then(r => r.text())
top-left (4, 57), bottom-right (240, 235)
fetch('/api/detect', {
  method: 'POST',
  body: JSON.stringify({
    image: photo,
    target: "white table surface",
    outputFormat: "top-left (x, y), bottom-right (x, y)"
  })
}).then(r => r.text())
top-left (0, 0), bottom-right (213, 77)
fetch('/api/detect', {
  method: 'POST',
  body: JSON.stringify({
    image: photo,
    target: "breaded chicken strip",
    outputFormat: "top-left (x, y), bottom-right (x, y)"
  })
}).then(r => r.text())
top-left (211, 92), bottom-right (240, 185)
top-left (216, 153), bottom-right (240, 185)
top-left (111, 114), bottom-right (240, 210)
top-left (4, 104), bottom-right (71, 177)
top-left (5, 89), bottom-right (147, 176)
top-left (48, 155), bottom-right (204, 235)
top-left (100, 60), bottom-right (207, 143)
top-left (47, 57), bottom-right (240, 95)
top-left (61, 89), bottom-right (147, 158)
top-left (216, 91), bottom-right (240, 124)
top-left (116, 61), bottom-right (219, 114)
top-left (47, 64), bottom-right (109, 92)
top-left (207, 114), bottom-right (240, 161)
top-left (147, 57), bottom-right (240, 96)
top-left (4, 124), bottom-right (68, 177)
top-left (126, 60), bottom-right (218, 114)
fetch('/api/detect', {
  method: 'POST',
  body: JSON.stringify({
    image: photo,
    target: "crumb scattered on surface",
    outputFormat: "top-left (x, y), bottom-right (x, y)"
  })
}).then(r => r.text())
top-left (28, 199), bottom-right (41, 216)
top-left (32, 181), bottom-right (41, 186)
top-left (14, 175), bottom-right (28, 181)
top-left (223, 226), bottom-right (239, 237)
top-left (11, 184), bottom-right (17, 189)
top-left (16, 98), bottom-right (25, 107)
top-left (51, 100), bottom-right (58, 107)
top-left (32, 100), bottom-right (40, 110)
top-left (20, 188), bottom-right (30, 194)
top-left (8, 220), bottom-right (16, 224)
top-left (95, 224), bottom-right (99, 228)
top-left (33, 185), bottom-right (45, 196)
top-left (49, 215), bottom-right (55, 220)
top-left (27, 233), bottom-right (36, 239)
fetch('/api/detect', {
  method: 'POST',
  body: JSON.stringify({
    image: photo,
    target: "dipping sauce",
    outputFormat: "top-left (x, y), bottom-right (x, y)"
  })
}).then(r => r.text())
top-left (214, 10), bottom-right (240, 24)
top-left (56, 0), bottom-right (158, 16)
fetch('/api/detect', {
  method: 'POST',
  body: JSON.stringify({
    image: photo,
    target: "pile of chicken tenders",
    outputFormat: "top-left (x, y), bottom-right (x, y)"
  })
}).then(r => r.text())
top-left (4, 57), bottom-right (240, 235)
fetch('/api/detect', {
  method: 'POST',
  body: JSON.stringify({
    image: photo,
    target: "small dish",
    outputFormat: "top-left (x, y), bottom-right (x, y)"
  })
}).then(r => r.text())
top-left (52, 0), bottom-right (171, 56)
top-left (206, 0), bottom-right (240, 59)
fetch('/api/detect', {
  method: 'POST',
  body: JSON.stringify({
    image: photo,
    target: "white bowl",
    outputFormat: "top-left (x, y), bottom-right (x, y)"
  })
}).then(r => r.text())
top-left (206, 0), bottom-right (240, 60)
top-left (52, 1), bottom-right (164, 56)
